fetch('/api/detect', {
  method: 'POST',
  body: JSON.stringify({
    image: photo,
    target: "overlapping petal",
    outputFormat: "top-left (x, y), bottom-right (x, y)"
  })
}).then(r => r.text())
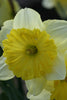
top-left (0, 56), bottom-right (14, 80)
top-left (44, 20), bottom-right (67, 52)
top-left (43, 20), bottom-right (67, 80)
top-left (0, 20), bottom-right (14, 80)
top-left (0, 20), bottom-right (13, 48)
top-left (46, 53), bottom-right (66, 80)
top-left (13, 8), bottom-right (44, 30)
top-left (27, 89), bottom-right (51, 100)
top-left (26, 77), bottom-right (46, 96)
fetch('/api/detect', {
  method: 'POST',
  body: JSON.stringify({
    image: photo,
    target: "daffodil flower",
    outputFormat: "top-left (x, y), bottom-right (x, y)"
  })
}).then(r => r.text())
top-left (0, 8), bottom-right (67, 81)
top-left (0, 0), bottom-right (20, 26)
top-left (42, 0), bottom-right (67, 19)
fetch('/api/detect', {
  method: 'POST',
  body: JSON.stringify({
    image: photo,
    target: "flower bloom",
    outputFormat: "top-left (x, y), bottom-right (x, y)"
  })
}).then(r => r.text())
top-left (0, 8), bottom-right (67, 81)
top-left (42, 0), bottom-right (67, 18)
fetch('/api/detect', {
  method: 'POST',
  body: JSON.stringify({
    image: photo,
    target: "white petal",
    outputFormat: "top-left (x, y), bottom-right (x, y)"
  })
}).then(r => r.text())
top-left (25, 77), bottom-right (46, 96)
top-left (27, 89), bottom-right (51, 100)
top-left (42, 0), bottom-right (55, 9)
top-left (0, 20), bottom-right (13, 48)
top-left (46, 53), bottom-right (66, 80)
top-left (13, 8), bottom-right (44, 30)
top-left (0, 56), bottom-right (14, 80)
top-left (44, 20), bottom-right (67, 53)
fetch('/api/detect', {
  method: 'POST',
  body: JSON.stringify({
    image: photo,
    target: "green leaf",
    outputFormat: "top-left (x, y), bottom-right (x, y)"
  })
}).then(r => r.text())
top-left (0, 92), bottom-right (9, 100)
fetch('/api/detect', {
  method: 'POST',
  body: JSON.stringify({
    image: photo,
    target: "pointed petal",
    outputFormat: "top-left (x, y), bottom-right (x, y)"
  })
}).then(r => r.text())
top-left (0, 20), bottom-right (13, 48)
top-left (13, 8), bottom-right (44, 30)
top-left (25, 77), bottom-right (46, 96)
top-left (46, 54), bottom-right (66, 80)
top-left (44, 20), bottom-right (67, 53)
top-left (0, 56), bottom-right (14, 80)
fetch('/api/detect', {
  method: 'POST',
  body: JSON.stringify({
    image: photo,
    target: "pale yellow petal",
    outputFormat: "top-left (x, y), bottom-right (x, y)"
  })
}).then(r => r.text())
top-left (46, 53), bottom-right (66, 80)
top-left (25, 77), bottom-right (46, 96)
top-left (0, 56), bottom-right (14, 80)
top-left (13, 8), bottom-right (44, 30)
top-left (44, 20), bottom-right (67, 53)
top-left (27, 89), bottom-right (51, 100)
top-left (0, 20), bottom-right (13, 48)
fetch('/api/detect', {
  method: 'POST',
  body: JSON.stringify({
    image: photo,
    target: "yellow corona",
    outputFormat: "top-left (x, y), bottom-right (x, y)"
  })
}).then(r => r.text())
top-left (3, 28), bottom-right (57, 80)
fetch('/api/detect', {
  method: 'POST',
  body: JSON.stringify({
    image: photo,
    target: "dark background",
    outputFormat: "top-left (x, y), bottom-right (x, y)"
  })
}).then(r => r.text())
top-left (17, 0), bottom-right (61, 21)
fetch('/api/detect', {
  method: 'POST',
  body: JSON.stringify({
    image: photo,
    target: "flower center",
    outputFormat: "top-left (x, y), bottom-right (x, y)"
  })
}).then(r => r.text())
top-left (3, 28), bottom-right (57, 80)
top-left (26, 45), bottom-right (38, 55)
